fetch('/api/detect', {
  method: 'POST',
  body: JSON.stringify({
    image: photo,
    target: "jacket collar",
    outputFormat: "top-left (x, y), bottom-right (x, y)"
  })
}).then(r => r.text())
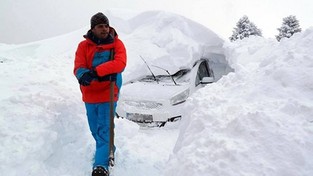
top-left (84, 27), bottom-right (117, 45)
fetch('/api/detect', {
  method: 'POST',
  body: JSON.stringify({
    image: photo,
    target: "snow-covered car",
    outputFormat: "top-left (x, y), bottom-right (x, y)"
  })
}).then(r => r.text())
top-left (116, 59), bottom-right (214, 126)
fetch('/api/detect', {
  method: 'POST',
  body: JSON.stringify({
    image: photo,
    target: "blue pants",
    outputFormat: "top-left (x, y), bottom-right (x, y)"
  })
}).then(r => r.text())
top-left (85, 102), bottom-right (116, 169)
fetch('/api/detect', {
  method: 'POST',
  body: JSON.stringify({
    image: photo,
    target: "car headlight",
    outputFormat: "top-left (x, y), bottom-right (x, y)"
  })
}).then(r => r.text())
top-left (170, 89), bottom-right (190, 105)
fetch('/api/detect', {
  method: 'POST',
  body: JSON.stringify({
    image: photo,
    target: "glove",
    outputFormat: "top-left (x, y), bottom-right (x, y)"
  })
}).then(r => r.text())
top-left (78, 70), bottom-right (97, 86)
top-left (98, 73), bottom-right (117, 82)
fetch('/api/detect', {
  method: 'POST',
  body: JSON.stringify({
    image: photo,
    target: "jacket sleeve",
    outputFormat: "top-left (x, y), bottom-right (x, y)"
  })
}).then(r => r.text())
top-left (95, 38), bottom-right (127, 76)
top-left (74, 42), bottom-right (89, 79)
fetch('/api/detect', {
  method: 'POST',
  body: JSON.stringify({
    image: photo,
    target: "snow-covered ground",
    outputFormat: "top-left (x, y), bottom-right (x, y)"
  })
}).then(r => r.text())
top-left (0, 10), bottom-right (313, 176)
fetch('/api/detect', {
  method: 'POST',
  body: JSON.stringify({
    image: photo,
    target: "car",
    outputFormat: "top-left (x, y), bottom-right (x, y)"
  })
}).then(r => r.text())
top-left (116, 59), bottom-right (214, 127)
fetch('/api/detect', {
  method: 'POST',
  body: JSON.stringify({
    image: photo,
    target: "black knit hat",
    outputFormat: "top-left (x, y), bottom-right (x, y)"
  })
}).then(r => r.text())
top-left (90, 12), bottom-right (109, 29)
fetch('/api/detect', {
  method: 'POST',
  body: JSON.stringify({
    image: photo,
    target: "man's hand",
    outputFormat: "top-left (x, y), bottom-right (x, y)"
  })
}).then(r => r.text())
top-left (78, 70), bottom-right (97, 86)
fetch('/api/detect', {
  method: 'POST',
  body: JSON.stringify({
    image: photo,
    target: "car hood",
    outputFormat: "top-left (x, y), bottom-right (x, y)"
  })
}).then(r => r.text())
top-left (120, 82), bottom-right (189, 101)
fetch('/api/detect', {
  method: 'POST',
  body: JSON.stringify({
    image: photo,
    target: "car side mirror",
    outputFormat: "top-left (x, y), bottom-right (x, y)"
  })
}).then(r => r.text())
top-left (201, 77), bottom-right (214, 84)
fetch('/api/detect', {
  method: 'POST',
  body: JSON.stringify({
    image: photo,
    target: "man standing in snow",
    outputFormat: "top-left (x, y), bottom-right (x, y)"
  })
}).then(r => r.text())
top-left (74, 12), bottom-right (126, 176)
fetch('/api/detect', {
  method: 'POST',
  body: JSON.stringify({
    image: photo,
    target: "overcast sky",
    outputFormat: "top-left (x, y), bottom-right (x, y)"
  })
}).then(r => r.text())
top-left (1, 0), bottom-right (313, 43)
top-left (116, 0), bottom-right (313, 39)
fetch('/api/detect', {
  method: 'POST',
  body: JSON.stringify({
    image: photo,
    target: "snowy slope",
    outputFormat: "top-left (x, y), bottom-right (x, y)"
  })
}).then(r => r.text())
top-left (1, 10), bottom-right (313, 176)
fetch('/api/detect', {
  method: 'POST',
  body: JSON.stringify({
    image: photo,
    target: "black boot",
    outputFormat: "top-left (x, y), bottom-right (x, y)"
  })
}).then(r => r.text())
top-left (92, 166), bottom-right (109, 176)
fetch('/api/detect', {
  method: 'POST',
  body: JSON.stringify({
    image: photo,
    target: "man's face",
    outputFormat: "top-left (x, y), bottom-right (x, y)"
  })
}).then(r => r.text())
top-left (92, 24), bottom-right (110, 39)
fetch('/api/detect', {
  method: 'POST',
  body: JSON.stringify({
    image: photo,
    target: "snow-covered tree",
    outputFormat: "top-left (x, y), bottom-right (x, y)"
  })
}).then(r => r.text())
top-left (229, 15), bottom-right (262, 42)
top-left (276, 15), bottom-right (302, 41)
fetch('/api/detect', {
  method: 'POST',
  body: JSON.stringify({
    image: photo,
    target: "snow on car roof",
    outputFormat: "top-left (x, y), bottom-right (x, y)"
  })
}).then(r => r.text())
top-left (119, 11), bottom-right (225, 82)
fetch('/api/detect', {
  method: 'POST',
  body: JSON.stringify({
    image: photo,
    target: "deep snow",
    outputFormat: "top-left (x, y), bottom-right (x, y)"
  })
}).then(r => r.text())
top-left (165, 33), bottom-right (313, 176)
top-left (0, 10), bottom-right (313, 176)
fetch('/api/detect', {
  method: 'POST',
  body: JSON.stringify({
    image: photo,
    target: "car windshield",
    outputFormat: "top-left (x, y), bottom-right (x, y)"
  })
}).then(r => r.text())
top-left (139, 69), bottom-right (191, 84)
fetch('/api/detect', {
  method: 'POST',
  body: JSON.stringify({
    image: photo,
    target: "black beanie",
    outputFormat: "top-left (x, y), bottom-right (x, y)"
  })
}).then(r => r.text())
top-left (90, 12), bottom-right (109, 29)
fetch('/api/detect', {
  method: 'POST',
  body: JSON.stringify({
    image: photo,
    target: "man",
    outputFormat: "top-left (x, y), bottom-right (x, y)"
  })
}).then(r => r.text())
top-left (74, 12), bottom-right (127, 176)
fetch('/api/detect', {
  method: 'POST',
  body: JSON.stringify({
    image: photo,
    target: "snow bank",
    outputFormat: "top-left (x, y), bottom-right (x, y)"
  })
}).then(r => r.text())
top-left (0, 34), bottom-right (95, 175)
top-left (165, 28), bottom-right (313, 176)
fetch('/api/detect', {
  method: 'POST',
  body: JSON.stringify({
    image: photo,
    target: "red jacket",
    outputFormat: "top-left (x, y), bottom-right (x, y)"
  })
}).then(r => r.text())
top-left (74, 28), bottom-right (127, 103)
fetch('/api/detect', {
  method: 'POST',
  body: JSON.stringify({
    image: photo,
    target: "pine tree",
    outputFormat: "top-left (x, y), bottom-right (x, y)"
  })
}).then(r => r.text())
top-left (229, 15), bottom-right (262, 42)
top-left (276, 15), bottom-right (302, 41)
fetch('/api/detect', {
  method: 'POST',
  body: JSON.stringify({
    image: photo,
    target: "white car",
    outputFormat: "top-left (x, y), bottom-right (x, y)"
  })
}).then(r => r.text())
top-left (116, 59), bottom-right (214, 126)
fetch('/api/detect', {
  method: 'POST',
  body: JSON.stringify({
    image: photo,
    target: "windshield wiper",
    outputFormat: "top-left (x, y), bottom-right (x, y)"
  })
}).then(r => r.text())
top-left (152, 65), bottom-right (177, 85)
top-left (140, 55), bottom-right (159, 84)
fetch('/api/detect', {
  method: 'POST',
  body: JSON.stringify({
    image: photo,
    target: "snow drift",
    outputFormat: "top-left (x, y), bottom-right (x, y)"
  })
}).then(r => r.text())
top-left (165, 29), bottom-right (313, 176)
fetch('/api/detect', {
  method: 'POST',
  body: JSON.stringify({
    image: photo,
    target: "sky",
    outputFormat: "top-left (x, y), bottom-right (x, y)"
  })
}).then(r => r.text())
top-left (116, 0), bottom-right (313, 38)
top-left (1, 0), bottom-right (313, 44)
top-left (0, 9), bottom-right (313, 176)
